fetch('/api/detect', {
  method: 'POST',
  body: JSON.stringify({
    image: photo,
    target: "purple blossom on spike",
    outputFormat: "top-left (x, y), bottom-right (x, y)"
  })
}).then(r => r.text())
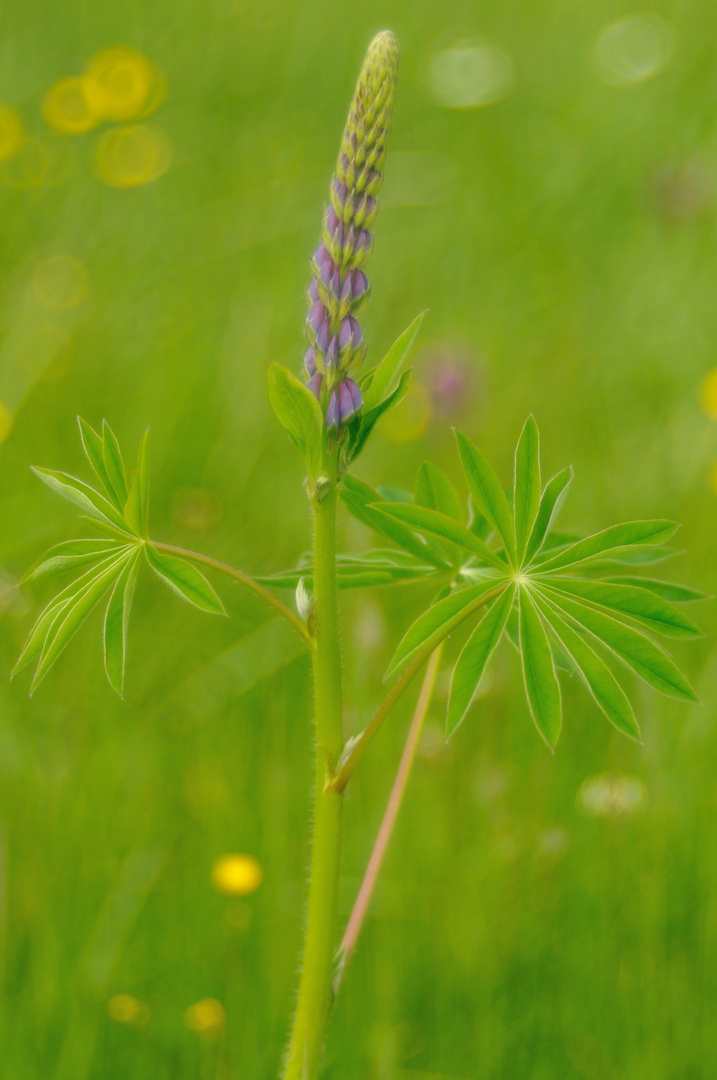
top-left (303, 30), bottom-right (399, 428)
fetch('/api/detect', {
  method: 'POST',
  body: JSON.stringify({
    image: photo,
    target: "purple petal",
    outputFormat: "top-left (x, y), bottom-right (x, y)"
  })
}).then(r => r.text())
top-left (308, 279), bottom-right (319, 304)
top-left (314, 243), bottom-right (330, 267)
top-left (307, 371), bottom-right (323, 399)
top-left (351, 270), bottom-right (369, 300)
top-left (325, 335), bottom-right (338, 368)
top-left (325, 204), bottom-right (340, 235)
top-left (308, 301), bottom-right (326, 335)
top-left (326, 390), bottom-right (340, 431)
top-left (344, 376), bottom-right (363, 412)
top-left (338, 380), bottom-right (356, 423)
top-left (305, 347), bottom-right (317, 377)
top-left (317, 318), bottom-right (331, 352)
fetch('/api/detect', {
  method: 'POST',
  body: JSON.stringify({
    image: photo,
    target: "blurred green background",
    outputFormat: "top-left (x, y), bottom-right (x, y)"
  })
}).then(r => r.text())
top-left (1, 0), bottom-right (716, 1076)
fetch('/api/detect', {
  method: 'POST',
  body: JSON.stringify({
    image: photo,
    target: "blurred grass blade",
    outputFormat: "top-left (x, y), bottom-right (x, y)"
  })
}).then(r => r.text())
top-left (415, 461), bottom-right (462, 521)
top-left (534, 520), bottom-right (679, 573)
top-left (524, 466), bottom-right (573, 565)
top-left (513, 416), bottom-right (541, 562)
top-left (102, 420), bottom-right (128, 507)
top-left (543, 577), bottom-right (702, 639)
top-left (21, 539), bottom-right (124, 582)
top-left (455, 430), bottom-right (516, 567)
top-left (362, 310), bottom-right (425, 411)
top-left (104, 552), bottom-right (140, 697)
top-left (373, 502), bottom-right (506, 570)
top-left (31, 467), bottom-right (131, 533)
top-left (519, 587), bottom-right (562, 748)
top-left (540, 586), bottom-right (698, 702)
top-left (533, 591), bottom-right (639, 739)
top-left (605, 577), bottom-right (710, 603)
top-left (386, 580), bottom-right (508, 679)
top-left (124, 429), bottom-right (150, 537)
top-left (267, 362), bottom-right (323, 481)
top-left (31, 553), bottom-right (133, 693)
top-left (145, 545), bottom-right (225, 614)
top-left (447, 583), bottom-right (516, 737)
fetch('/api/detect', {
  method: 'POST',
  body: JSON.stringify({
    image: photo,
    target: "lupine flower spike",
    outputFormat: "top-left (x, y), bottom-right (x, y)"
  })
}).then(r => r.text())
top-left (305, 30), bottom-right (399, 431)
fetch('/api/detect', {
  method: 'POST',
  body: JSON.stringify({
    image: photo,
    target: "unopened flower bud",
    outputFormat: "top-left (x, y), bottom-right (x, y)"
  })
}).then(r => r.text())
top-left (307, 371), bottom-right (323, 399)
top-left (308, 279), bottom-right (319, 304)
top-left (305, 347), bottom-right (317, 377)
top-left (326, 389), bottom-right (340, 432)
top-left (307, 301), bottom-right (326, 340)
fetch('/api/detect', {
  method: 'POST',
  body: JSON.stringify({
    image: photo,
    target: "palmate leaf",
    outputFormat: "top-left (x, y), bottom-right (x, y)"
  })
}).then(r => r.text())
top-left (361, 310), bottom-right (426, 413)
top-left (31, 467), bottom-right (132, 534)
top-left (533, 520), bottom-right (679, 573)
top-left (524, 467), bottom-right (573, 564)
top-left (124, 429), bottom-right (150, 537)
top-left (415, 462), bottom-right (463, 522)
top-left (268, 362), bottom-right (323, 482)
top-left (347, 368), bottom-right (412, 464)
top-left (604, 577), bottom-right (709, 603)
top-left (255, 551), bottom-right (440, 590)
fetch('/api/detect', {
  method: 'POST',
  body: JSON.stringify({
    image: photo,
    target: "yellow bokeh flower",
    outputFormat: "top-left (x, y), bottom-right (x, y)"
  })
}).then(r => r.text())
top-left (211, 853), bottom-right (263, 897)
top-left (699, 368), bottom-right (717, 422)
top-left (184, 998), bottom-right (225, 1035)
top-left (85, 46), bottom-right (163, 121)
top-left (94, 123), bottom-right (172, 188)
top-left (33, 254), bottom-right (88, 311)
top-left (42, 77), bottom-right (98, 135)
top-left (107, 993), bottom-right (151, 1025)
top-left (0, 105), bottom-right (23, 163)
top-left (0, 401), bottom-right (13, 444)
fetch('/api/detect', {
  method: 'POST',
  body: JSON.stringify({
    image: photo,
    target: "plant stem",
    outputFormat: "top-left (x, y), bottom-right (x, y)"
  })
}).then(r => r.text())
top-left (281, 450), bottom-right (344, 1080)
top-left (331, 648), bottom-right (431, 793)
top-left (334, 643), bottom-right (444, 993)
top-left (152, 541), bottom-right (313, 646)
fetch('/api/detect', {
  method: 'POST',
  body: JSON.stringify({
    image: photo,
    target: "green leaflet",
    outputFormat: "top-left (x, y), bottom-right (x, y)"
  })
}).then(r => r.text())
top-left (534, 520), bottom-right (679, 573)
top-left (519, 588), bottom-right (562, 748)
top-left (21, 539), bottom-right (124, 582)
top-left (347, 368), bottom-right (412, 463)
top-left (124, 429), bottom-right (150, 537)
top-left (513, 416), bottom-right (541, 562)
top-left (30, 552), bottom-right (134, 693)
top-left (373, 503), bottom-right (506, 570)
top-left (102, 420), bottom-right (128, 507)
top-left (13, 550), bottom-right (134, 676)
top-left (446, 584), bottom-right (516, 737)
top-left (386, 580), bottom-right (509, 680)
top-left (455, 430), bottom-right (517, 567)
top-left (362, 310), bottom-right (426, 412)
top-left (605, 577), bottom-right (709, 603)
top-left (340, 476), bottom-right (450, 568)
top-left (415, 461), bottom-right (463, 522)
top-left (78, 418), bottom-right (115, 504)
top-left (267, 362), bottom-right (323, 481)
top-left (145, 546), bottom-right (226, 615)
top-left (541, 577), bottom-right (702, 640)
top-left (538, 586), bottom-right (697, 702)
top-left (532, 590), bottom-right (639, 740)
top-left (31, 467), bottom-right (131, 534)
top-left (255, 552), bottom-right (439, 590)
top-left (524, 467), bottom-right (573, 565)
top-left (104, 552), bottom-right (140, 697)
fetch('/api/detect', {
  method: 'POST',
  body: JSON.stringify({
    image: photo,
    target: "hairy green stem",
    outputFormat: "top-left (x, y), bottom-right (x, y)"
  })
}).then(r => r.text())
top-left (151, 541), bottom-right (313, 646)
top-left (282, 450), bottom-right (344, 1080)
top-left (334, 643), bottom-right (444, 993)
